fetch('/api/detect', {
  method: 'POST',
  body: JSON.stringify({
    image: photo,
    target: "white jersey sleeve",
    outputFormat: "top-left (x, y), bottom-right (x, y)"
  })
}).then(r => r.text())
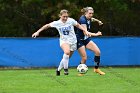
top-left (49, 21), bottom-right (58, 28)
top-left (69, 18), bottom-right (78, 26)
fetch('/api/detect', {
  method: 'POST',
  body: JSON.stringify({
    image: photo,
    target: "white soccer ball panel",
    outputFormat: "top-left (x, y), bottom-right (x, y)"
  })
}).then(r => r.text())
top-left (77, 64), bottom-right (88, 74)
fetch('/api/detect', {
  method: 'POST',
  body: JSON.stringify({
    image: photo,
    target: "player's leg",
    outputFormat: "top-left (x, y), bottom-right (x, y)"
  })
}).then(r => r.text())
top-left (77, 39), bottom-right (87, 64)
top-left (56, 43), bottom-right (70, 76)
top-left (77, 47), bottom-right (87, 76)
top-left (78, 46), bottom-right (87, 64)
top-left (69, 43), bottom-right (76, 58)
top-left (69, 51), bottom-right (74, 58)
top-left (61, 51), bottom-right (74, 75)
top-left (76, 41), bottom-right (87, 76)
top-left (61, 43), bottom-right (71, 75)
top-left (86, 41), bottom-right (101, 68)
top-left (86, 41), bottom-right (105, 75)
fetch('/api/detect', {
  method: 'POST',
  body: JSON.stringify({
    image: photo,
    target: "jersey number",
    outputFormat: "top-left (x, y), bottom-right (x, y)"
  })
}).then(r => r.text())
top-left (63, 30), bottom-right (69, 35)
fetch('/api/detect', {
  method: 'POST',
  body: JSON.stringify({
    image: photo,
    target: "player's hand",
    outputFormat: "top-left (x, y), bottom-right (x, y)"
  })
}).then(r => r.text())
top-left (98, 21), bottom-right (103, 26)
top-left (84, 31), bottom-right (91, 37)
top-left (32, 32), bottom-right (39, 38)
top-left (96, 31), bottom-right (102, 36)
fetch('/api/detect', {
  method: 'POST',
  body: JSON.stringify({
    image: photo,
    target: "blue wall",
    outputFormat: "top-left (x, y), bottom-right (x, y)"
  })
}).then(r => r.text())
top-left (0, 37), bottom-right (140, 67)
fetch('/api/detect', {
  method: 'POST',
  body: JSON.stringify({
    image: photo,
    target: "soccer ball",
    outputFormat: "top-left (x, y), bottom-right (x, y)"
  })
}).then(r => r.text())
top-left (77, 64), bottom-right (88, 74)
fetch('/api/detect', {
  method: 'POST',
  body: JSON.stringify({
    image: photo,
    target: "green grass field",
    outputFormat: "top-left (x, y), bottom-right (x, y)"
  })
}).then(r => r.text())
top-left (0, 67), bottom-right (140, 93)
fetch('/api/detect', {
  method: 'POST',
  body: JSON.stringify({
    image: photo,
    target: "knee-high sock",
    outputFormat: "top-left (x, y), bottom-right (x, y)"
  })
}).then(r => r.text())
top-left (57, 60), bottom-right (63, 71)
top-left (62, 54), bottom-right (69, 69)
top-left (94, 56), bottom-right (100, 69)
top-left (57, 54), bottom-right (69, 71)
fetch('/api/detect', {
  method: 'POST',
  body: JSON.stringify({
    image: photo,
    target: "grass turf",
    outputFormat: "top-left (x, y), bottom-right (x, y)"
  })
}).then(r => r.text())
top-left (0, 67), bottom-right (140, 93)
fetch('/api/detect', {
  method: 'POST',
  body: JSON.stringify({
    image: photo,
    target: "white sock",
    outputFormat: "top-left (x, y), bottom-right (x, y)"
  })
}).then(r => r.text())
top-left (62, 54), bottom-right (69, 69)
top-left (57, 60), bottom-right (63, 71)
top-left (57, 54), bottom-right (69, 71)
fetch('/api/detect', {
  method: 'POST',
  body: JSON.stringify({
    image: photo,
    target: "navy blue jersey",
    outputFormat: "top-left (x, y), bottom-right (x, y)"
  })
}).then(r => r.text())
top-left (76, 15), bottom-right (91, 40)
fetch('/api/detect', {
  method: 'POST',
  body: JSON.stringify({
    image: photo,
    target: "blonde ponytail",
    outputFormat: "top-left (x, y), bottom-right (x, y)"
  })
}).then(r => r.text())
top-left (81, 7), bottom-right (94, 14)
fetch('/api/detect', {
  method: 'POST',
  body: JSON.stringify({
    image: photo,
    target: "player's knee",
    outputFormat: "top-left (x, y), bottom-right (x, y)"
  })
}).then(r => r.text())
top-left (64, 51), bottom-right (70, 56)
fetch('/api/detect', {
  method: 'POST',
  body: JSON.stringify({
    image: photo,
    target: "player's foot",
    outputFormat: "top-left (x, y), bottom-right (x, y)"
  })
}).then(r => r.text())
top-left (56, 70), bottom-right (60, 76)
top-left (78, 73), bottom-right (84, 76)
top-left (64, 69), bottom-right (69, 75)
top-left (94, 68), bottom-right (105, 75)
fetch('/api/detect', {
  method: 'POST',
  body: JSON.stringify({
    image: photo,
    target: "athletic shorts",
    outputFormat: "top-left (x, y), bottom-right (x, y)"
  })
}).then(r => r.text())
top-left (60, 40), bottom-right (77, 51)
top-left (77, 38), bottom-right (91, 49)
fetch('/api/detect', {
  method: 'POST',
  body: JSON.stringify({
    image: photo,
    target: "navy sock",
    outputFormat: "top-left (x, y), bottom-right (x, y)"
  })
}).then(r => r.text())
top-left (94, 56), bottom-right (100, 69)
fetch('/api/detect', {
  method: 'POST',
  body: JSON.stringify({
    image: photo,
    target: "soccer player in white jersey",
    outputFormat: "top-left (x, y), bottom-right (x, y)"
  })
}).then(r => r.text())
top-left (32, 9), bottom-right (89, 76)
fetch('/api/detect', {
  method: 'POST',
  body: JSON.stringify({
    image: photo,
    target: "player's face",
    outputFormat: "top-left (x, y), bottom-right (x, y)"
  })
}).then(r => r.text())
top-left (86, 10), bottom-right (94, 20)
top-left (60, 13), bottom-right (69, 23)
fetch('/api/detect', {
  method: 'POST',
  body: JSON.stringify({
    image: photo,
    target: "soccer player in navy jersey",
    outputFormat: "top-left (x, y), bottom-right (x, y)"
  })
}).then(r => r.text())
top-left (32, 9), bottom-right (89, 76)
top-left (76, 7), bottom-right (105, 75)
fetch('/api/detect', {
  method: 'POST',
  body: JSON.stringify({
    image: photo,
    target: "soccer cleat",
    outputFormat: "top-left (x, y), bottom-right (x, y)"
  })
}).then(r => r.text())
top-left (94, 68), bottom-right (105, 75)
top-left (64, 69), bottom-right (69, 75)
top-left (56, 70), bottom-right (60, 76)
top-left (78, 73), bottom-right (84, 76)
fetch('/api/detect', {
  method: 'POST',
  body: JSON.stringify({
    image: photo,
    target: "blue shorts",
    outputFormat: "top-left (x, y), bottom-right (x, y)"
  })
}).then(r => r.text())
top-left (77, 38), bottom-right (91, 49)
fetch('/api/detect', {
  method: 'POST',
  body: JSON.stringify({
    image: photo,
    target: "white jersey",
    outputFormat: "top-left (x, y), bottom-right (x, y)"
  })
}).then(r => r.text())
top-left (49, 18), bottom-right (77, 44)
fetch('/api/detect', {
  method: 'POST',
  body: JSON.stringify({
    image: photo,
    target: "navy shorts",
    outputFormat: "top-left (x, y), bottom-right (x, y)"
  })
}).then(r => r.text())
top-left (77, 38), bottom-right (91, 49)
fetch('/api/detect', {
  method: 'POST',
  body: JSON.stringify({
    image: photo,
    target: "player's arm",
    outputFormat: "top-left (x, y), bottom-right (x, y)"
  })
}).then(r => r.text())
top-left (89, 31), bottom-right (102, 37)
top-left (91, 18), bottom-right (103, 25)
top-left (32, 24), bottom-right (51, 38)
top-left (74, 23), bottom-right (90, 36)
top-left (79, 23), bottom-right (102, 37)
